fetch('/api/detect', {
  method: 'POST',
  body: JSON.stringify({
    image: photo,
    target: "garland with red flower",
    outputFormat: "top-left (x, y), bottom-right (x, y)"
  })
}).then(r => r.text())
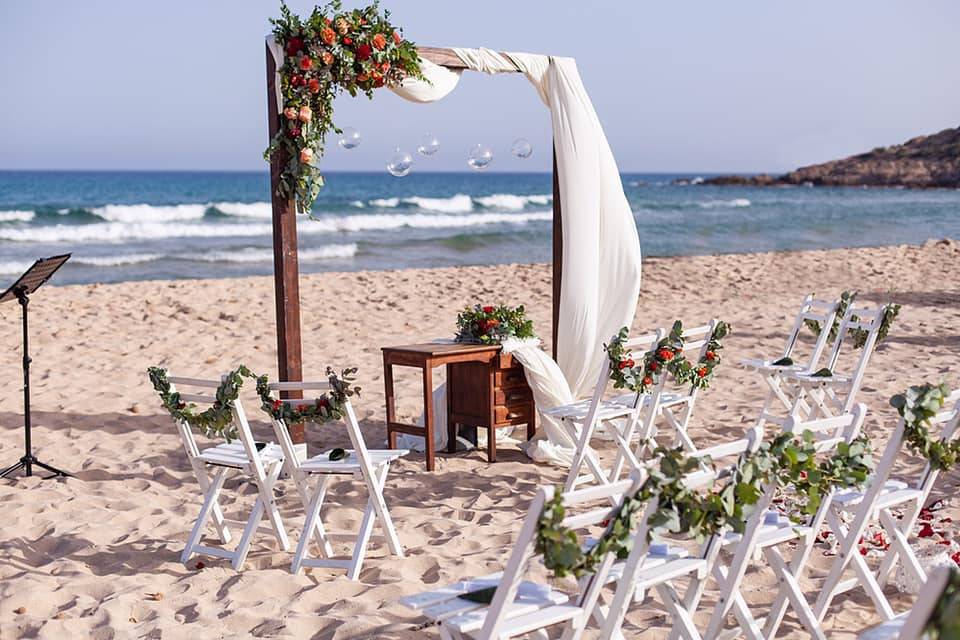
top-left (148, 365), bottom-right (258, 442)
top-left (255, 367), bottom-right (361, 425)
top-left (264, 2), bottom-right (424, 213)
top-left (604, 320), bottom-right (731, 395)
top-left (454, 304), bottom-right (536, 345)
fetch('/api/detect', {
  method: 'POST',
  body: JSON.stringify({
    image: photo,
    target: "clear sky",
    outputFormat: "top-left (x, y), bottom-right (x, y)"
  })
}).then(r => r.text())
top-left (1, 1), bottom-right (958, 173)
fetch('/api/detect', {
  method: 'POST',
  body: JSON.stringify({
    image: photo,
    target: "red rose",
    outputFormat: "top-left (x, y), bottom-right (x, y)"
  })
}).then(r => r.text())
top-left (299, 56), bottom-right (313, 71)
top-left (177, 401), bottom-right (186, 409)
top-left (697, 367), bottom-right (707, 378)
top-left (308, 78), bottom-right (320, 93)
top-left (658, 349), bottom-right (674, 361)
top-left (289, 127), bottom-right (301, 138)
top-left (372, 33), bottom-right (387, 50)
top-left (618, 360), bottom-right (628, 370)
top-left (705, 351), bottom-right (716, 361)
top-left (798, 470), bottom-right (807, 480)
top-left (319, 398), bottom-right (329, 409)
top-left (272, 399), bottom-right (283, 410)
top-left (289, 74), bottom-right (303, 86)
top-left (649, 361), bottom-right (659, 371)
top-left (356, 43), bottom-right (372, 60)
top-left (392, 31), bottom-right (401, 45)
top-left (380, 62), bottom-right (390, 72)
top-left (482, 306), bottom-right (495, 313)
top-left (324, 17), bottom-right (332, 25)
top-left (321, 27), bottom-right (336, 45)
top-left (286, 37), bottom-right (303, 56)
top-left (342, 36), bottom-right (353, 46)
top-left (642, 376), bottom-right (653, 386)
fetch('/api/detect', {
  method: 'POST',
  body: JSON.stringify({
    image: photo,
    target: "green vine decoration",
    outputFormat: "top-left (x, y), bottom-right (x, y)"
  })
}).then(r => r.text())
top-left (605, 320), bottom-right (731, 395)
top-left (804, 290), bottom-right (901, 349)
top-left (256, 367), bottom-right (361, 424)
top-left (265, 2), bottom-right (424, 213)
top-left (536, 430), bottom-right (872, 579)
top-left (147, 365), bottom-right (257, 442)
top-left (891, 382), bottom-right (960, 471)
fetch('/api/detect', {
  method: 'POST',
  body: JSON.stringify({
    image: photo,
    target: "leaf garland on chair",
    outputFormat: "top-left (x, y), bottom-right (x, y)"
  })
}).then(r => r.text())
top-left (891, 382), bottom-right (960, 471)
top-left (604, 320), bottom-right (731, 395)
top-left (804, 290), bottom-right (901, 349)
top-left (255, 367), bottom-right (361, 425)
top-left (535, 430), bottom-right (872, 580)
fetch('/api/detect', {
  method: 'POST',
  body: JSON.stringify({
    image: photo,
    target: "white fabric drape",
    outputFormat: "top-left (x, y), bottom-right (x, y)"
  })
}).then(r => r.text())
top-left (390, 48), bottom-right (641, 465)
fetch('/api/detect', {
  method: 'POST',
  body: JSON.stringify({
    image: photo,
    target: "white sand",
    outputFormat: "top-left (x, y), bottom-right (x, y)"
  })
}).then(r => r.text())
top-left (1, 239), bottom-right (958, 638)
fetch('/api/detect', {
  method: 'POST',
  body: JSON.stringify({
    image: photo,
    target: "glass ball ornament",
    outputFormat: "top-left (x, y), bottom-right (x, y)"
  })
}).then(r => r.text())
top-left (467, 144), bottom-right (493, 171)
top-left (417, 133), bottom-right (440, 157)
top-left (338, 127), bottom-right (361, 150)
top-left (386, 147), bottom-right (413, 177)
top-left (511, 138), bottom-right (533, 159)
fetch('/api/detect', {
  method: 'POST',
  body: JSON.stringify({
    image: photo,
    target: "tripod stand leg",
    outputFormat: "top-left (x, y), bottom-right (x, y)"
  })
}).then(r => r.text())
top-left (1, 459), bottom-right (27, 479)
top-left (32, 459), bottom-right (70, 478)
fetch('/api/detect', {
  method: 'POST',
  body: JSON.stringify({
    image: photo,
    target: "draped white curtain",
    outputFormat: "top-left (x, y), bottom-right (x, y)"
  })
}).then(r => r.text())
top-left (389, 48), bottom-right (642, 465)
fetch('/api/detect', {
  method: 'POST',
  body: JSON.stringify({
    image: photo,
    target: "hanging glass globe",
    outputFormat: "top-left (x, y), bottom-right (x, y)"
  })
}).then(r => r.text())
top-left (338, 127), bottom-right (361, 150)
top-left (467, 144), bottom-right (493, 171)
top-left (386, 147), bottom-right (413, 177)
top-left (511, 138), bottom-right (533, 159)
top-left (417, 133), bottom-right (440, 156)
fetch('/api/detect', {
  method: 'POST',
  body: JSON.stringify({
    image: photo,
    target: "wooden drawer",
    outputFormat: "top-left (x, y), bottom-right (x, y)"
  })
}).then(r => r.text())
top-left (494, 367), bottom-right (527, 389)
top-left (494, 387), bottom-right (532, 406)
top-left (494, 403), bottom-right (533, 425)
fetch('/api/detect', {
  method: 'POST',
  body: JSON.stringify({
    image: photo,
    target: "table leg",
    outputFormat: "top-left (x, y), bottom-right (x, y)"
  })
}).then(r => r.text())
top-left (487, 425), bottom-right (497, 463)
top-left (423, 364), bottom-right (435, 471)
top-left (383, 359), bottom-right (397, 449)
top-left (527, 400), bottom-right (537, 441)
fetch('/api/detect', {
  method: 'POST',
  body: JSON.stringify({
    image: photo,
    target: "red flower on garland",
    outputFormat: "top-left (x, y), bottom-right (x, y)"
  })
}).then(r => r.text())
top-left (297, 403), bottom-right (310, 411)
top-left (705, 351), bottom-right (716, 361)
top-left (649, 361), bottom-right (659, 371)
top-left (272, 399), bottom-right (283, 411)
top-left (290, 74), bottom-right (303, 86)
top-left (321, 27), bottom-right (336, 45)
top-left (618, 359), bottom-right (634, 370)
top-left (643, 376), bottom-right (653, 386)
top-left (392, 31), bottom-right (401, 45)
top-left (482, 306), bottom-right (495, 313)
top-left (308, 78), bottom-right (320, 93)
top-left (697, 367), bottom-right (708, 378)
top-left (372, 33), bottom-right (387, 50)
top-left (289, 127), bottom-right (301, 138)
top-left (658, 349), bottom-right (674, 361)
top-left (342, 36), bottom-right (353, 45)
top-left (299, 57), bottom-right (313, 71)
top-left (286, 37), bottom-right (303, 55)
top-left (356, 43), bottom-right (372, 60)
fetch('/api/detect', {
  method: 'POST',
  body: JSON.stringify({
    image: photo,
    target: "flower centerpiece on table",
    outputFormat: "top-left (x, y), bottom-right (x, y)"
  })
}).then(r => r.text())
top-left (454, 304), bottom-right (536, 345)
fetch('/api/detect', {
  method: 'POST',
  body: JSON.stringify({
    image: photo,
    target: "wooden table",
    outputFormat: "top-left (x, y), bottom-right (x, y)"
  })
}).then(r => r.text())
top-left (382, 343), bottom-right (536, 470)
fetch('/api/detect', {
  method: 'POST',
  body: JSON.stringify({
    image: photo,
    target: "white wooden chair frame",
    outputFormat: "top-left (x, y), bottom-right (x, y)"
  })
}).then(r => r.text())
top-left (857, 566), bottom-right (955, 640)
top-left (400, 473), bottom-right (648, 640)
top-left (545, 330), bottom-right (664, 498)
top-left (778, 303), bottom-right (886, 423)
top-left (704, 404), bottom-right (868, 640)
top-left (167, 375), bottom-right (290, 571)
top-left (814, 391), bottom-right (960, 624)
top-left (265, 380), bottom-right (408, 580)
top-left (741, 295), bottom-right (839, 430)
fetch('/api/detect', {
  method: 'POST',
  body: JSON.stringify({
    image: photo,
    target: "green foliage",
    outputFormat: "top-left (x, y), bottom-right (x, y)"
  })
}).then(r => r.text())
top-left (454, 304), bottom-right (536, 345)
top-left (255, 367), bottom-right (361, 425)
top-left (804, 290), bottom-right (900, 349)
top-left (147, 365), bottom-right (257, 442)
top-left (891, 382), bottom-right (960, 471)
top-left (604, 321), bottom-right (731, 395)
top-left (535, 429), bottom-right (873, 580)
top-left (265, 2), bottom-right (424, 213)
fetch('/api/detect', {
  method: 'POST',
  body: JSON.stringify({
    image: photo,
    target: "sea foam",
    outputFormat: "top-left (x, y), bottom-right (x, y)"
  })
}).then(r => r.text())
top-left (0, 210), bottom-right (35, 223)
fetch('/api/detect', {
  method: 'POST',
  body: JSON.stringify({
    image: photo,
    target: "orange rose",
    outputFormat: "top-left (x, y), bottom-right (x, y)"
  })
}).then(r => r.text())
top-left (372, 33), bottom-right (386, 50)
top-left (300, 148), bottom-right (314, 164)
top-left (308, 78), bottom-right (320, 93)
top-left (321, 51), bottom-right (334, 66)
top-left (380, 61), bottom-right (390, 72)
top-left (298, 105), bottom-right (312, 122)
top-left (321, 27), bottom-right (336, 45)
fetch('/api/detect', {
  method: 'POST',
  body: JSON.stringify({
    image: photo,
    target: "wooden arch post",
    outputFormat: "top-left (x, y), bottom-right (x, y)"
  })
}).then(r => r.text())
top-left (265, 45), bottom-right (564, 445)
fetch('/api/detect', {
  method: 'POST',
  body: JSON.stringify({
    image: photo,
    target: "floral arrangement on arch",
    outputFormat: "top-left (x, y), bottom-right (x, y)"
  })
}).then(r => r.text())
top-left (265, 2), bottom-right (424, 213)
top-left (455, 304), bottom-right (536, 345)
top-left (604, 320), bottom-right (730, 395)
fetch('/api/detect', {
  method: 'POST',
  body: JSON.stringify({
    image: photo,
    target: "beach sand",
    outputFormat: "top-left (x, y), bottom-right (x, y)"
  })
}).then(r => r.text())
top-left (1, 239), bottom-right (958, 639)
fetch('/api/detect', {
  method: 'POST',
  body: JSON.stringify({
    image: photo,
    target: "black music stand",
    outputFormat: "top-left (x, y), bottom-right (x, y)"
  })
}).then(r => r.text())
top-left (1, 254), bottom-right (71, 479)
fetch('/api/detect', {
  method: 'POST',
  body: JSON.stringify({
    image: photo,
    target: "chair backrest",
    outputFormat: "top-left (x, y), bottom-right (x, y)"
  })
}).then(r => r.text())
top-left (166, 374), bottom-right (266, 478)
top-left (821, 303), bottom-right (886, 390)
top-left (263, 380), bottom-right (374, 477)
top-left (784, 295), bottom-right (841, 370)
top-left (480, 472), bottom-right (648, 639)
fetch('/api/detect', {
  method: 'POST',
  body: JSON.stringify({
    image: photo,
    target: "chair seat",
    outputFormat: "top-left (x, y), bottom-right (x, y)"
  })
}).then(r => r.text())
top-left (832, 480), bottom-right (917, 512)
top-left (544, 392), bottom-right (687, 423)
top-left (197, 441), bottom-right (284, 468)
top-left (604, 544), bottom-right (704, 589)
top-left (740, 358), bottom-right (806, 374)
top-left (723, 511), bottom-right (809, 548)
top-left (782, 371), bottom-right (853, 387)
top-left (299, 448), bottom-right (408, 474)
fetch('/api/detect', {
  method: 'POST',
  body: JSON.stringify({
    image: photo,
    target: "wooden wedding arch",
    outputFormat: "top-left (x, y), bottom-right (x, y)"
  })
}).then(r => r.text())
top-left (265, 44), bottom-right (563, 440)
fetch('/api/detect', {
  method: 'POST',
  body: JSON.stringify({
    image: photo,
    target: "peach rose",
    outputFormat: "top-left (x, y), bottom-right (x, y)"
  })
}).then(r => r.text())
top-left (321, 51), bottom-right (334, 66)
top-left (300, 148), bottom-right (314, 164)
top-left (283, 107), bottom-right (298, 120)
top-left (321, 27), bottom-right (336, 45)
top-left (372, 33), bottom-right (386, 50)
top-left (298, 105), bottom-right (312, 123)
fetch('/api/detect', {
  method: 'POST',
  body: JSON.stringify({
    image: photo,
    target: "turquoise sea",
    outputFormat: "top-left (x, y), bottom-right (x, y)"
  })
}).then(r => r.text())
top-left (0, 170), bottom-right (957, 285)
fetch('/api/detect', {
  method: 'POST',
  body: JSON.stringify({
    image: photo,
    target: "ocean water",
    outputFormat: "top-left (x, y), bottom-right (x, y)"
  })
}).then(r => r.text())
top-left (0, 170), bottom-right (958, 286)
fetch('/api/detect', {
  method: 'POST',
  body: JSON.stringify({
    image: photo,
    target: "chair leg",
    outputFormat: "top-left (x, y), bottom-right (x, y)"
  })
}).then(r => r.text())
top-left (764, 546), bottom-right (826, 640)
top-left (182, 467), bottom-right (228, 563)
top-left (292, 478), bottom-right (327, 575)
top-left (232, 493), bottom-right (266, 570)
top-left (347, 497), bottom-right (378, 581)
top-left (259, 460), bottom-right (290, 553)
top-left (369, 464), bottom-right (404, 557)
top-left (192, 463), bottom-right (231, 544)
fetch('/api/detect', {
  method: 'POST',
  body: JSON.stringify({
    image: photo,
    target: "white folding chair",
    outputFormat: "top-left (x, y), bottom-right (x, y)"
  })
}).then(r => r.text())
top-left (400, 473), bottom-right (648, 640)
top-left (741, 295), bottom-right (839, 429)
top-left (263, 380), bottom-right (408, 580)
top-left (544, 329), bottom-right (664, 496)
top-left (704, 404), bottom-right (868, 640)
top-left (166, 375), bottom-right (290, 570)
top-left (858, 566), bottom-right (955, 640)
top-left (778, 302), bottom-right (887, 422)
top-left (814, 390), bottom-right (960, 623)
top-left (597, 432), bottom-right (763, 640)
